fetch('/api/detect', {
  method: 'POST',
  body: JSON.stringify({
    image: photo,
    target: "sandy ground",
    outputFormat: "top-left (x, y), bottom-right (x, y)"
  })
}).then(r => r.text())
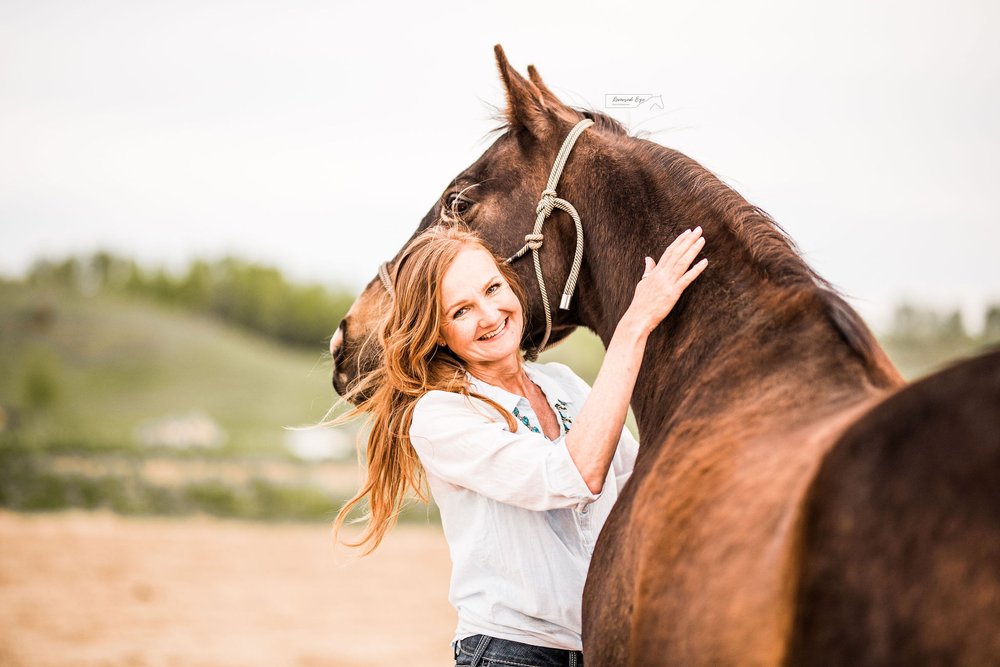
top-left (46, 455), bottom-right (366, 494)
top-left (0, 509), bottom-right (457, 667)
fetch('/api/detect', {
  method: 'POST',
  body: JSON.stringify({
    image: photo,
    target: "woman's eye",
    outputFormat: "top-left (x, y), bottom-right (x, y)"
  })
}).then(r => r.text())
top-left (445, 193), bottom-right (473, 215)
top-left (453, 307), bottom-right (467, 318)
top-left (487, 282), bottom-right (501, 294)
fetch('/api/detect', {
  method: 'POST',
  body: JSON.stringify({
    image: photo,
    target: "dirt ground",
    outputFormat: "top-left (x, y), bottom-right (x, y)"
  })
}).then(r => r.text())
top-left (0, 509), bottom-right (457, 667)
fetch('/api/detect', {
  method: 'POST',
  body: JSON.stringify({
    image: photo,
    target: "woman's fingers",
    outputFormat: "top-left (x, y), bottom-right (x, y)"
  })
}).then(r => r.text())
top-left (658, 227), bottom-right (699, 264)
top-left (656, 232), bottom-right (684, 264)
top-left (664, 227), bottom-right (701, 266)
top-left (677, 257), bottom-right (709, 289)
top-left (671, 236), bottom-right (706, 275)
top-left (654, 227), bottom-right (704, 274)
top-left (647, 226), bottom-right (706, 290)
top-left (630, 231), bottom-right (709, 332)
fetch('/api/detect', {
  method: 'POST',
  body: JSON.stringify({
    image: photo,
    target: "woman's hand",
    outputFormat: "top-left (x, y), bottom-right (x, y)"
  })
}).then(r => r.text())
top-left (625, 226), bottom-right (708, 335)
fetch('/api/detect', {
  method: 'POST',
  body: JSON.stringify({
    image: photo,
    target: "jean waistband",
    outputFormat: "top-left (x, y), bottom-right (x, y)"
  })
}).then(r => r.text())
top-left (454, 634), bottom-right (584, 667)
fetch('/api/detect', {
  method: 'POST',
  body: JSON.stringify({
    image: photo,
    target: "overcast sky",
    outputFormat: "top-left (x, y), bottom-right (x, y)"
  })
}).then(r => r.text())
top-left (1, 0), bottom-right (997, 332)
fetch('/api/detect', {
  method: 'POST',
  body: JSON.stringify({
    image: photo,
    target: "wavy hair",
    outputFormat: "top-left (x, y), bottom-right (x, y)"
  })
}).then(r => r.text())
top-left (324, 223), bottom-right (530, 555)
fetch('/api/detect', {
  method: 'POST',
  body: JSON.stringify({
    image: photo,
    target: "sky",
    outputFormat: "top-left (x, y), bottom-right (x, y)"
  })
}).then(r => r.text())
top-left (1, 0), bottom-right (998, 333)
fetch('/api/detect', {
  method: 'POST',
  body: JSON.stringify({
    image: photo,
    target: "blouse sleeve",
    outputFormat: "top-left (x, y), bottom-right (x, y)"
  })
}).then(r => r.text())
top-left (409, 390), bottom-right (603, 512)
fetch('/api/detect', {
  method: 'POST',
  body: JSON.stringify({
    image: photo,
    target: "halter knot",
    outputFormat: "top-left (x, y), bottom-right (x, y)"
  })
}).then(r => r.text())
top-left (535, 189), bottom-right (558, 216)
top-left (524, 233), bottom-right (544, 250)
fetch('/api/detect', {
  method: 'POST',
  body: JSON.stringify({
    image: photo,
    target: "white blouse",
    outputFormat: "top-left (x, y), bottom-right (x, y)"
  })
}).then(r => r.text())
top-left (408, 359), bottom-right (640, 651)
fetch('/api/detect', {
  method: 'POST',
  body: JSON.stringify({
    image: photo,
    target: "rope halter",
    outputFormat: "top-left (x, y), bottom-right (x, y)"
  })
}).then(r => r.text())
top-left (377, 261), bottom-right (395, 301)
top-left (503, 118), bottom-right (593, 360)
top-left (377, 117), bottom-right (595, 362)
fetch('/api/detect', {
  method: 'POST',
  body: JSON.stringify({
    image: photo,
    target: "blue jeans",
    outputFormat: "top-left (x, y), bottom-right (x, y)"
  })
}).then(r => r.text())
top-left (453, 634), bottom-right (585, 667)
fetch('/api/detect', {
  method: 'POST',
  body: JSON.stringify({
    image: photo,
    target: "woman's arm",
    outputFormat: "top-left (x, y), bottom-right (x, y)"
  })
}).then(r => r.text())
top-left (564, 226), bottom-right (707, 493)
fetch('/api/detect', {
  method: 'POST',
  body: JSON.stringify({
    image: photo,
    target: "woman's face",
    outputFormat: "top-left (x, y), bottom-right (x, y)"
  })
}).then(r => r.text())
top-left (437, 245), bottom-right (524, 366)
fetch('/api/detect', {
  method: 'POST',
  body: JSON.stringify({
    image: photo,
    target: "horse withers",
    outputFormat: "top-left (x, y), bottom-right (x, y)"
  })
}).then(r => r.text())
top-left (330, 45), bottom-right (1000, 665)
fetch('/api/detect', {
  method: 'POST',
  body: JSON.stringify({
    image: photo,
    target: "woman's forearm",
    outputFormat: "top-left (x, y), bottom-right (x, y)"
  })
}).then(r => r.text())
top-left (564, 311), bottom-right (649, 494)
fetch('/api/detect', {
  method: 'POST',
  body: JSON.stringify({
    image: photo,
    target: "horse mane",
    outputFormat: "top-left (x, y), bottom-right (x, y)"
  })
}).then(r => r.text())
top-left (648, 146), bottom-right (888, 375)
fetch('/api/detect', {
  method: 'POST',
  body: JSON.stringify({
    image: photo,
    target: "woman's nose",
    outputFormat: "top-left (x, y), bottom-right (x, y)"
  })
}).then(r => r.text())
top-left (479, 303), bottom-right (502, 326)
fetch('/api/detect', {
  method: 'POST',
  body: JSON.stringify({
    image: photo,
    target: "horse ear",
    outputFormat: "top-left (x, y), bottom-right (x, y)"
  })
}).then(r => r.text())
top-left (493, 44), bottom-right (553, 141)
top-left (526, 64), bottom-right (568, 112)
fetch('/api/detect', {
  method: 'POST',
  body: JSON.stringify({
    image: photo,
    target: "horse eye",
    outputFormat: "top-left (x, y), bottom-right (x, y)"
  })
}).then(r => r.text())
top-left (445, 193), bottom-right (473, 215)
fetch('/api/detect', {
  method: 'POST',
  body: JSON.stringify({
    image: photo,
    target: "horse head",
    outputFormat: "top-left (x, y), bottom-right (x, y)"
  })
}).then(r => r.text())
top-left (330, 45), bottom-right (654, 401)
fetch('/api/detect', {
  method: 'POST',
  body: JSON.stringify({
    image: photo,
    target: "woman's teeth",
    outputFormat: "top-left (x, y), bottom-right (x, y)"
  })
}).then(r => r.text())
top-left (479, 318), bottom-right (507, 340)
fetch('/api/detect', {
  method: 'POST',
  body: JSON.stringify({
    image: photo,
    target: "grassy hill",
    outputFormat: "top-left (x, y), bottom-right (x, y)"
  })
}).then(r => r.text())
top-left (0, 282), bottom-right (344, 455)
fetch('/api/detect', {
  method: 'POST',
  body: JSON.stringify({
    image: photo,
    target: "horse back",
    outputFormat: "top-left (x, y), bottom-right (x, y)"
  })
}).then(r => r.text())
top-left (788, 347), bottom-right (1000, 666)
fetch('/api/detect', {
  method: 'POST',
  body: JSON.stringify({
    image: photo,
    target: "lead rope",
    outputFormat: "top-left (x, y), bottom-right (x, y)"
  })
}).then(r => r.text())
top-left (505, 118), bottom-right (594, 361)
top-left (377, 261), bottom-right (395, 301)
top-left (377, 118), bottom-right (595, 361)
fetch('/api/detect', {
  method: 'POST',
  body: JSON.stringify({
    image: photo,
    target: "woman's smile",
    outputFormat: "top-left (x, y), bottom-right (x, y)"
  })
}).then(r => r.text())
top-left (479, 317), bottom-right (509, 342)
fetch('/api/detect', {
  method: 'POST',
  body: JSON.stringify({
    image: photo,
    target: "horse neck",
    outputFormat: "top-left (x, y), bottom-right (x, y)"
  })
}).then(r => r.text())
top-left (572, 143), bottom-right (901, 442)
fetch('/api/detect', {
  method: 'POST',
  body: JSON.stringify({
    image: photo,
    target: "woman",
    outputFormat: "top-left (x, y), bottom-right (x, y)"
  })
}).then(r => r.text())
top-left (329, 222), bottom-right (707, 666)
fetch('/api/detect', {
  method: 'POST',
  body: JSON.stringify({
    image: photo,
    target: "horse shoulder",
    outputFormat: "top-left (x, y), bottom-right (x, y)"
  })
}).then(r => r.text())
top-left (599, 397), bottom-right (881, 666)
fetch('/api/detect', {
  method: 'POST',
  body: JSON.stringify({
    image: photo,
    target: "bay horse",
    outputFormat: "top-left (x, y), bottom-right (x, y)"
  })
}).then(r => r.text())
top-left (329, 45), bottom-right (1000, 665)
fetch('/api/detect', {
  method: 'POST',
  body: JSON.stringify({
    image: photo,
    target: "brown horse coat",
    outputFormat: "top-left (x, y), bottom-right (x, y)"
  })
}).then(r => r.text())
top-left (787, 348), bottom-right (1000, 666)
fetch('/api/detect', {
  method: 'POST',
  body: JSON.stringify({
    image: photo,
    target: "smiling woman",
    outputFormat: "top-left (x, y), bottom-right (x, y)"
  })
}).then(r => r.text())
top-left (436, 247), bottom-right (524, 368)
top-left (321, 221), bottom-right (706, 664)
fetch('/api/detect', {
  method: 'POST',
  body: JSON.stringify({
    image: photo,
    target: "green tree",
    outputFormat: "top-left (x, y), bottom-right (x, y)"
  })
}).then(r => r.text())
top-left (89, 251), bottom-right (134, 291)
top-left (20, 251), bottom-right (357, 349)
top-left (27, 257), bottom-right (82, 290)
top-left (984, 305), bottom-right (1000, 344)
top-left (176, 260), bottom-right (213, 310)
